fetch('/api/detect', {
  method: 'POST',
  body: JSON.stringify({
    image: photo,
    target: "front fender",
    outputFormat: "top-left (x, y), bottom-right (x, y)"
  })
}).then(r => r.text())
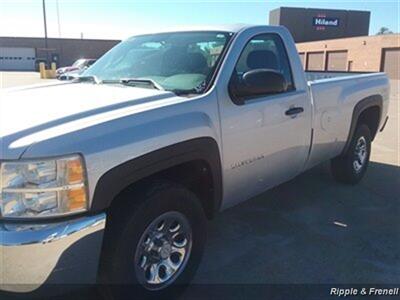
top-left (91, 137), bottom-right (223, 212)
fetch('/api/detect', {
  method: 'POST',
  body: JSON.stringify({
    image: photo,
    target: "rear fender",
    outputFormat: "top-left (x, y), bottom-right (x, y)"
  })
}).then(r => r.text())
top-left (341, 94), bottom-right (382, 155)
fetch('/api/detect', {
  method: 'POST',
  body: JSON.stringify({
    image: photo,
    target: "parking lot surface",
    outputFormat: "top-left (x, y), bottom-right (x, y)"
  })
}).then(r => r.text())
top-left (0, 72), bottom-right (54, 88)
top-left (1, 72), bottom-right (399, 299)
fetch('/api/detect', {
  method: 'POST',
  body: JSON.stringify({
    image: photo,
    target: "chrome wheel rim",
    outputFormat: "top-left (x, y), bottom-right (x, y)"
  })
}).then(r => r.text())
top-left (353, 136), bottom-right (367, 173)
top-left (134, 211), bottom-right (192, 290)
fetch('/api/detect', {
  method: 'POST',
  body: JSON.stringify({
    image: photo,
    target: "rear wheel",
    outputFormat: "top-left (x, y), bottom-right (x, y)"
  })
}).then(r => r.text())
top-left (99, 182), bottom-right (206, 298)
top-left (331, 124), bottom-right (371, 184)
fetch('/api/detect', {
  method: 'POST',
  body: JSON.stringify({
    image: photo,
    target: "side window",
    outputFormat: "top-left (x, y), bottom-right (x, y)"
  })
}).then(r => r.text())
top-left (234, 33), bottom-right (295, 92)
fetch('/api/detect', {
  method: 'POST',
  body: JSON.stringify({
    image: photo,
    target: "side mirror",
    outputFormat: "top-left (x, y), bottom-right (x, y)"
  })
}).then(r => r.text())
top-left (229, 69), bottom-right (287, 105)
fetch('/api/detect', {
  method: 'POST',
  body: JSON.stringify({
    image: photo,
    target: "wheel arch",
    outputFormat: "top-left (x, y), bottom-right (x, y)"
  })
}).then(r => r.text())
top-left (341, 94), bottom-right (382, 155)
top-left (91, 137), bottom-right (223, 219)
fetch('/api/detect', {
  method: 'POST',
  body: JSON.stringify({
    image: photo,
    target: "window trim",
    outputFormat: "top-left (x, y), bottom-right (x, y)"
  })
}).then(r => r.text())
top-left (202, 32), bottom-right (236, 94)
top-left (228, 32), bottom-right (296, 105)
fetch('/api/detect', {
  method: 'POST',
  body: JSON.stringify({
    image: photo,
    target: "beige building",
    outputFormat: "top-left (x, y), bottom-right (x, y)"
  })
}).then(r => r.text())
top-left (296, 34), bottom-right (400, 79)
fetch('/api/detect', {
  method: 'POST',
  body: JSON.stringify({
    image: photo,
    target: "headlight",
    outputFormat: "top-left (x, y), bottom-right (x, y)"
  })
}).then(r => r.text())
top-left (0, 155), bottom-right (88, 219)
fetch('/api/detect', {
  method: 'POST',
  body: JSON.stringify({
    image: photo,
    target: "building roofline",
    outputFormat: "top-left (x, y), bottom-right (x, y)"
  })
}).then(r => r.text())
top-left (0, 36), bottom-right (121, 42)
top-left (276, 6), bottom-right (371, 13)
top-left (296, 33), bottom-right (400, 45)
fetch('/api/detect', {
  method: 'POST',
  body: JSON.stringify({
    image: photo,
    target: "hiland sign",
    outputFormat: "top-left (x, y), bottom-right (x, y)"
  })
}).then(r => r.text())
top-left (313, 17), bottom-right (340, 27)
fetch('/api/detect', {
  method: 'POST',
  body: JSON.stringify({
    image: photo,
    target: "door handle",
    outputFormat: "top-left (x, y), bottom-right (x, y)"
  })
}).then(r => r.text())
top-left (285, 107), bottom-right (304, 116)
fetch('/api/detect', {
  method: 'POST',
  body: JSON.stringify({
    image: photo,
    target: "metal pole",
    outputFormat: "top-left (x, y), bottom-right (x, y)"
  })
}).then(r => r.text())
top-left (42, 0), bottom-right (49, 65)
top-left (56, 0), bottom-right (61, 37)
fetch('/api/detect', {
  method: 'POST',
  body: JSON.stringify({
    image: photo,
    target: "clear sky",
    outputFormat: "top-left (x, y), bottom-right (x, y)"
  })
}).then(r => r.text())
top-left (0, 0), bottom-right (399, 40)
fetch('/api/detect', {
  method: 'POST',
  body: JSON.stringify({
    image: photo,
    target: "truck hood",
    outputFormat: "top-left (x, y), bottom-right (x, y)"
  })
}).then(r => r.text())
top-left (0, 82), bottom-right (178, 159)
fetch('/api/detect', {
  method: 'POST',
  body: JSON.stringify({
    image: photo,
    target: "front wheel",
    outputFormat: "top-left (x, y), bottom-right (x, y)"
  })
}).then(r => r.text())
top-left (134, 210), bottom-right (193, 291)
top-left (99, 182), bottom-right (206, 298)
top-left (331, 124), bottom-right (372, 184)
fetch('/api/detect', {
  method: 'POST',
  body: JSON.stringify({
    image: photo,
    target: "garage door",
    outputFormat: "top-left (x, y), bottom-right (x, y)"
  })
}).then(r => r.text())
top-left (327, 51), bottom-right (348, 71)
top-left (0, 47), bottom-right (35, 71)
top-left (306, 52), bottom-right (324, 71)
top-left (382, 48), bottom-right (400, 79)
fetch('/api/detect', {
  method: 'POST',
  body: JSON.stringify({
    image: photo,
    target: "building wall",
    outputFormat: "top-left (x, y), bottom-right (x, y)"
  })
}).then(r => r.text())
top-left (269, 7), bottom-right (370, 43)
top-left (0, 37), bottom-right (120, 68)
top-left (296, 34), bottom-right (400, 77)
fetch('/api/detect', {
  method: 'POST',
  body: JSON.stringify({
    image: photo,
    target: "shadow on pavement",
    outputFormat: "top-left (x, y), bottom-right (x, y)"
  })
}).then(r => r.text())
top-left (185, 161), bottom-right (399, 298)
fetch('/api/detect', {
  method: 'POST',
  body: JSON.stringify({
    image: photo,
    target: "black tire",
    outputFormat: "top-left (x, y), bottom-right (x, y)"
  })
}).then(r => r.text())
top-left (98, 181), bottom-right (206, 299)
top-left (331, 124), bottom-right (371, 184)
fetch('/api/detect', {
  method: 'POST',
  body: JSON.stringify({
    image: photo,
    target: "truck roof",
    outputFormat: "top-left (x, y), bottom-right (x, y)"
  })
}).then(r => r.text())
top-left (126, 24), bottom-right (281, 38)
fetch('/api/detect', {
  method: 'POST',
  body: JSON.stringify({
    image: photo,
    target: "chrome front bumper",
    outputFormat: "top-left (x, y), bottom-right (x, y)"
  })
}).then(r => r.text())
top-left (0, 213), bottom-right (106, 293)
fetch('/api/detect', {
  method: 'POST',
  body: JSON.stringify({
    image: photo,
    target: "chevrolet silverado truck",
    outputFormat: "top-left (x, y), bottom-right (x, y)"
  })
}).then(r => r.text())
top-left (0, 25), bottom-right (390, 297)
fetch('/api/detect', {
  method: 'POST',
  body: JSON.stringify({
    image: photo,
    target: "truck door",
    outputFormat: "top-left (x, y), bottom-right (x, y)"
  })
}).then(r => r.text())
top-left (218, 31), bottom-right (312, 208)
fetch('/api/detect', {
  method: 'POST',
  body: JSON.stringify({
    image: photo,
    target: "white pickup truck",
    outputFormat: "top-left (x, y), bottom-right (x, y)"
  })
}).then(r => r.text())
top-left (0, 25), bottom-right (390, 297)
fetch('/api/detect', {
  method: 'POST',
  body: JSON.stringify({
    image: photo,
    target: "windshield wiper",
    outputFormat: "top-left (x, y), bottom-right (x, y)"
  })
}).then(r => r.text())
top-left (170, 88), bottom-right (199, 96)
top-left (73, 75), bottom-right (101, 84)
top-left (119, 78), bottom-right (164, 91)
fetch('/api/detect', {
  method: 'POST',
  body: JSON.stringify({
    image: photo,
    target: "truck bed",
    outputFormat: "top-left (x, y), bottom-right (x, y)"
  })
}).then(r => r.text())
top-left (305, 71), bottom-right (374, 82)
top-left (304, 71), bottom-right (390, 169)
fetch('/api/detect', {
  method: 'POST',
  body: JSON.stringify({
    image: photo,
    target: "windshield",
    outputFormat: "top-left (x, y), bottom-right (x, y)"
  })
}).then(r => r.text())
top-left (82, 31), bottom-right (232, 94)
top-left (72, 59), bottom-right (86, 67)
